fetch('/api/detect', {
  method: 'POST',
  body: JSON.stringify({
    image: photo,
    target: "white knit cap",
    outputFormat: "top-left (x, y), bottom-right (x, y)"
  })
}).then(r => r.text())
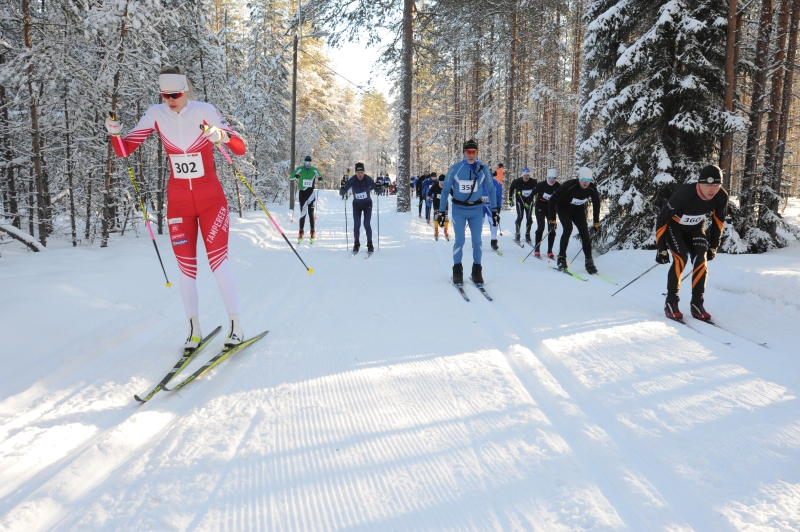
top-left (578, 167), bottom-right (593, 180)
top-left (547, 168), bottom-right (557, 178)
top-left (158, 74), bottom-right (189, 93)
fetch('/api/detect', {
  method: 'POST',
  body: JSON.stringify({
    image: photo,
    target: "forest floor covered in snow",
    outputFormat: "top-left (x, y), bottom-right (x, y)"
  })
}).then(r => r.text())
top-left (1, 192), bottom-right (799, 531)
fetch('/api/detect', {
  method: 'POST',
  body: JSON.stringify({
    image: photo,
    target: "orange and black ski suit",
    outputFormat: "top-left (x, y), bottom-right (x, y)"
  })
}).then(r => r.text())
top-left (655, 183), bottom-right (728, 303)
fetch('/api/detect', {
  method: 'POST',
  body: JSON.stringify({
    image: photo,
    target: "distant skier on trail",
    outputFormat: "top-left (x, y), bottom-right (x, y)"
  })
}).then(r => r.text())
top-left (508, 167), bottom-right (537, 245)
top-left (421, 174), bottom-right (433, 224)
top-left (438, 139), bottom-right (498, 286)
top-left (427, 174), bottom-right (450, 240)
top-left (340, 162), bottom-right (378, 254)
top-left (548, 167), bottom-right (601, 274)
top-left (290, 155), bottom-right (323, 243)
top-left (533, 168), bottom-right (561, 258)
top-left (105, 65), bottom-right (246, 349)
top-left (656, 164), bottom-right (728, 322)
top-left (493, 163), bottom-right (505, 186)
top-left (482, 174), bottom-right (504, 251)
top-left (340, 169), bottom-right (350, 199)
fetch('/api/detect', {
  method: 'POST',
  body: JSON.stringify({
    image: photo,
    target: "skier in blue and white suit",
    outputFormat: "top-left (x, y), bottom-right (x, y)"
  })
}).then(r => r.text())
top-left (437, 139), bottom-right (498, 286)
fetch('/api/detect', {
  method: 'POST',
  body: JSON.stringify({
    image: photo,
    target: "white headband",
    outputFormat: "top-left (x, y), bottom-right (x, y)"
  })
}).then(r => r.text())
top-left (547, 168), bottom-right (557, 178)
top-left (158, 74), bottom-right (189, 93)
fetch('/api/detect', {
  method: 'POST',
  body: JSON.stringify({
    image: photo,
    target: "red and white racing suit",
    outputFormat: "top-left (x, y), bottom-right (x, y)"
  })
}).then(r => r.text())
top-left (111, 100), bottom-right (246, 318)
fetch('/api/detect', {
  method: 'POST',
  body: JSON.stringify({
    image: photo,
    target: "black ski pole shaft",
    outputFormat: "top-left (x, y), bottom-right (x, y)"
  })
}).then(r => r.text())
top-left (377, 189), bottom-right (380, 251)
top-left (521, 229), bottom-right (553, 262)
top-left (207, 130), bottom-right (313, 274)
top-left (611, 263), bottom-right (661, 296)
top-left (569, 246), bottom-right (585, 264)
top-left (110, 112), bottom-right (171, 288)
top-left (344, 194), bottom-right (348, 250)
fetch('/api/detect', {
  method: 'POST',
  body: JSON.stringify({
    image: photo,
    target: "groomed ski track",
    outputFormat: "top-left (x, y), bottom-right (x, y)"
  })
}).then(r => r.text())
top-left (1, 192), bottom-right (799, 531)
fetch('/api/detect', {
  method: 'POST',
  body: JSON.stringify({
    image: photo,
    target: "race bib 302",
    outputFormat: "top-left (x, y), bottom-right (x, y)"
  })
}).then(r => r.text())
top-left (170, 153), bottom-right (205, 179)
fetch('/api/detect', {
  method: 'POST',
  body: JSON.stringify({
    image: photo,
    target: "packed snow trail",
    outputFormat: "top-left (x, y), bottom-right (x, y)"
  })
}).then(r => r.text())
top-left (1, 192), bottom-right (799, 531)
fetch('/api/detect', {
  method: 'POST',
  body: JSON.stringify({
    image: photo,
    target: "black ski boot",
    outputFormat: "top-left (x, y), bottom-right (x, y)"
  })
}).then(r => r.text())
top-left (471, 263), bottom-right (484, 285)
top-left (525, 234), bottom-right (532, 245)
top-left (557, 254), bottom-right (568, 270)
top-left (491, 239), bottom-right (499, 251)
top-left (665, 300), bottom-right (683, 321)
top-left (585, 257), bottom-right (598, 275)
top-left (453, 263), bottom-right (464, 286)
top-left (514, 233), bottom-right (521, 243)
top-left (352, 242), bottom-right (360, 253)
top-left (690, 300), bottom-right (712, 322)
top-left (367, 241), bottom-right (374, 253)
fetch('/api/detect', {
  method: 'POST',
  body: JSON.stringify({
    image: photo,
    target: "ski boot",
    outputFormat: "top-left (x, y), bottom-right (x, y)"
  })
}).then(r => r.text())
top-left (491, 239), bottom-right (499, 251)
top-left (557, 254), bottom-right (568, 271)
top-left (444, 229), bottom-right (450, 240)
top-left (585, 257), bottom-right (598, 275)
top-left (310, 229), bottom-right (316, 244)
top-left (224, 314), bottom-right (243, 347)
top-left (525, 234), bottom-right (533, 245)
top-left (367, 241), bottom-right (375, 253)
top-left (665, 300), bottom-right (683, 321)
top-left (534, 251), bottom-right (541, 258)
top-left (352, 242), bottom-right (360, 254)
top-left (183, 316), bottom-right (202, 350)
top-left (453, 263), bottom-right (464, 286)
top-left (690, 301), bottom-right (712, 322)
top-left (547, 251), bottom-right (555, 260)
top-left (434, 227), bottom-right (439, 240)
top-left (514, 233), bottom-right (521, 243)
top-left (471, 263), bottom-right (484, 285)
top-left (297, 229), bottom-right (304, 244)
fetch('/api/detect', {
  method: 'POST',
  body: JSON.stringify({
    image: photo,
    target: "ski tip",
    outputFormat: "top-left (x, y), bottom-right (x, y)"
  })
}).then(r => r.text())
top-left (134, 395), bottom-right (145, 403)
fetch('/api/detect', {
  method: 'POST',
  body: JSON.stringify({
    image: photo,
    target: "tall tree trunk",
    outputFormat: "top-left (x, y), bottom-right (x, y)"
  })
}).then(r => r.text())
top-left (396, 0), bottom-right (413, 212)
top-left (740, 0), bottom-right (774, 236)
top-left (503, 4), bottom-right (518, 210)
top-left (575, 0), bottom-right (594, 170)
top-left (719, 0), bottom-right (739, 190)
top-left (454, 51), bottom-right (460, 157)
top-left (22, 0), bottom-right (48, 246)
top-left (769, 0), bottom-right (800, 237)
top-left (64, 88), bottom-right (77, 246)
top-left (761, 0), bottom-right (791, 231)
top-left (0, 58), bottom-right (19, 229)
top-left (101, 2), bottom-right (129, 247)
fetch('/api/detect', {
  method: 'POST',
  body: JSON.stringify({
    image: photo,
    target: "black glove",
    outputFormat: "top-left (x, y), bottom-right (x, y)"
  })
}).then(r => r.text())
top-left (656, 250), bottom-right (670, 264)
top-left (492, 209), bottom-right (500, 227)
top-left (589, 222), bottom-right (600, 239)
top-left (436, 211), bottom-right (445, 226)
top-left (707, 248), bottom-right (717, 261)
top-left (548, 220), bottom-right (558, 232)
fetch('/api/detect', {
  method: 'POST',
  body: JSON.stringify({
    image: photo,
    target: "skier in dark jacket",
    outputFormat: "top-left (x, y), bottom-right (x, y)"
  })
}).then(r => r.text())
top-left (508, 167), bottom-right (537, 245)
top-left (548, 167), bottom-right (601, 273)
top-left (427, 174), bottom-right (449, 240)
top-left (340, 162), bottom-right (378, 253)
top-left (533, 168), bottom-right (561, 258)
top-left (655, 164), bottom-right (728, 322)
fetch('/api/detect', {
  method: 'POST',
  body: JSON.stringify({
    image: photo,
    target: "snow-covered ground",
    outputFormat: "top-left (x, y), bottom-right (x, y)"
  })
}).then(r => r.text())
top-left (1, 192), bottom-right (799, 531)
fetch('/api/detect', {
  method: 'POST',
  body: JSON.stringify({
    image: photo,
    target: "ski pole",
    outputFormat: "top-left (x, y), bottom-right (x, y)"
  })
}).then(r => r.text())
top-left (110, 113), bottom-right (171, 288)
top-left (344, 194), bottom-right (349, 250)
top-left (611, 263), bottom-right (661, 297)
top-left (521, 229), bottom-right (553, 262)
top-left (379, 193), bottom-right (382, 247)
top-left (204, 127), bottom-right (313, 274)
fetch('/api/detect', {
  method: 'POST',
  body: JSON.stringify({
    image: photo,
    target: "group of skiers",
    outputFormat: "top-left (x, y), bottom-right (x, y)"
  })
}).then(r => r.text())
top-left (104, 68), bottom-right (731, 353)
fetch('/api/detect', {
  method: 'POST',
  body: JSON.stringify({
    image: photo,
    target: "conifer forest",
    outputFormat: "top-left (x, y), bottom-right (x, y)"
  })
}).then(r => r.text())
top-left (1, 0), bottom-right (800, 253)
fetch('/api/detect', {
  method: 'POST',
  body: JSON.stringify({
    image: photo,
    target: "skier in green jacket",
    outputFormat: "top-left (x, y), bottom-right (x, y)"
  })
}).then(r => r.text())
top-left (290, 155), bottom-right (324, 243)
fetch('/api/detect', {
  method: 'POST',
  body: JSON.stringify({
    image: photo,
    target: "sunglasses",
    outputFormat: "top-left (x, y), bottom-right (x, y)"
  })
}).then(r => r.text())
top-left (161, 92), bottom-right (184, 100)
top-left (464, 149), bottom-right (478, 155)
top-left (579, 177), bottom-right (593, 183)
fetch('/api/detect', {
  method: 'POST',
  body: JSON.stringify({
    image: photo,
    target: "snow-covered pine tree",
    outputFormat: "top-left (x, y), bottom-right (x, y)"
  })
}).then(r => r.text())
top-left (577, 0), bottom-right (729, 249)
